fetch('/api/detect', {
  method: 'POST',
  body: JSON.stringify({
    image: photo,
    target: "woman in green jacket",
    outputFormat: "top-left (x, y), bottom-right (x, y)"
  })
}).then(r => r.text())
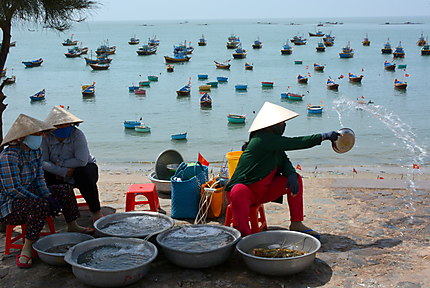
top-left (225, 102), bottom-right (339, 238)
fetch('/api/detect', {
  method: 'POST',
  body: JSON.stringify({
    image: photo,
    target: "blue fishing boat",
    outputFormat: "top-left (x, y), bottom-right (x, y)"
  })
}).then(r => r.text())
top-left (323, 33), bottom-right (335, 46)
top-left (206, 81), bottom-right (218, 87)
top-left (148, 75), bottom-right (158, 81)
top-left (384, 61), bottom-right (396, 71)
top-left (139, 81), bottom-right (150, 87)
top-left (29, 89), bottom-right (45, 101)
top-left (217, 76), bottom-right (228, 82)
top-left (136, 45), bottom-right (157, 55)
top-left (316, 41), bottom-right (325, 52)
top-left (280, 93), bottom-right (288, 99)
top-left (214, 60), bottom-right (231, 69)
top-left (291, 35), bottom-right (307, 45)
top-left (176, 84), bottom-right (191, 96)
top-left (128, 85), bottom-right (139, 92)
top-left (245, 62), bottom-right (253, 70)
top-left (297, 74), bottom-right (308, 83)
top-left (164, 53), bottom-right (191, 63)
top-left (286, 92), bottom-right (304, 101)
top-left (235, 84), bottom-right (247, 90)
top-left (128, 36), bottom-right (140, 45)
top-left (307, 105), bottom-right (323, 114)
top-left (148, 36), bottom-right (160, 46)
top-left (252, 38), bottom-right (262, 49)
top-left (62, 35), bottom-right (78, 46)
top-left (348, 73), bottom-right (364, 83)
top-left (22, 58), bottom-right (43, 67)
top-left (198, 74), bottom-right (208, 80)
top-left (232, 46), bottom-right (247, 59)
top-left (381, 38), bottom-right (392, 54)
top-left (421, 42), bottom-right (430, 55)
top-left (95, 43), bottom-right (116, 55)
top-left (313, 63), bottom-right (325, 71)
top-left (124, 120), bottom-right (141, 129)
top-left (134, 124), bottom-right (151, 133)
top-left (82, 82), bottom-right (95, 96)
top-left (417, 33), bottom-right (426, 46)
top-left (393, 42), bottom-right (405, 58)
top-left (200, 93), bottom-right (212, 108)
top-left (226, 34), bottom-right (240, 49)
top-left (227, 114), bottom-right (246, 124)
top-left (84, 52), bottom-right (112, 65)
top-left (198, 34), bottom-right (207, 46)
top-left (327, 78), bottom-right (339, 90)
top-left (394, 79), bottom-right (407, 89)
top-left (339, 42), bottom-right (354, 58)
top-left (171, 132), bottom-right (187, 140)
top-left (281, 41), bottom-right (293, 54)
top-left (309, 30), bottom-right (324, 37)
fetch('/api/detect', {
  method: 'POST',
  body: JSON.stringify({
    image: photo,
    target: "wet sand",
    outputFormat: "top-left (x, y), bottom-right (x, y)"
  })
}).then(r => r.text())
top-left (1, 166), bottom-right (429, 287)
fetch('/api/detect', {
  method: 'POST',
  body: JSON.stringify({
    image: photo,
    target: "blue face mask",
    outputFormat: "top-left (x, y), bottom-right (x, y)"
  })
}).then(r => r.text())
top-left (23, 135), bottom-right (42, 150)
top-left (52, 126), bottom-right (73, 138)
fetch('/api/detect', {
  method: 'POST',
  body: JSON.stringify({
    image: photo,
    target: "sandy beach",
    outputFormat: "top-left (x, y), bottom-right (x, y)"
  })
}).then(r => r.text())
top-left (1, 166), bottom-right (429, 287)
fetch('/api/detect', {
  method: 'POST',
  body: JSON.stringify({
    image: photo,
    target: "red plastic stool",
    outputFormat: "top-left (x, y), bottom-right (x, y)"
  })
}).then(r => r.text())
top-left (4, 217), bottom-right (56, 255)
top-left (125, 183), bottom-right (160, 212)
top-left (75, 192), bottom-right (88, 208)
top-left (224, 203), bottom-right (268, 234)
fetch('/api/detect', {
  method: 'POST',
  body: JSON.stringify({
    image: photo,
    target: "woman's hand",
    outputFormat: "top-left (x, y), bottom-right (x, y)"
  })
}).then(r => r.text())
top-left (287, 173), bottom-right (299, 196)
top-left (321, 131), bottom-right (340, 142)
top-left (66, 168), bottom-right (75, 177)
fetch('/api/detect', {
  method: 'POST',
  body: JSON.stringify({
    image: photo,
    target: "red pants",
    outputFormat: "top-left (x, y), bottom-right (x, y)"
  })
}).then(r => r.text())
top-left (226, 170), bottom-right (304, 236)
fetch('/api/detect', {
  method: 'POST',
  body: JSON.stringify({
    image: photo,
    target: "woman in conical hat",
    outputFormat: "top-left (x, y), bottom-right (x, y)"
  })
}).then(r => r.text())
top-left (225, 102), bottom-right (339, 238)
top-left (41, 106), bottom-right (103, 221)
top-left (0, 114), bottom-right (92, 268)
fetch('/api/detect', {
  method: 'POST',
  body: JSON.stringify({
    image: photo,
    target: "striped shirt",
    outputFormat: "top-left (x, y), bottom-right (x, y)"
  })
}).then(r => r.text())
top-left (0, 145), bottom-right (50, 218)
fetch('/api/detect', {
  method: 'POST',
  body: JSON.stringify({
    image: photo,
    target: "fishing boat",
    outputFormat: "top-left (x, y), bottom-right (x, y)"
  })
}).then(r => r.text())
top-left (128, 36), bottom-right (140, 45)
top-left (197, 74), bottom-right (208, 80)
top-left (88, 63), bottom-right (110, 70)
top-left (281, 41), bottom-right (293, 54)
top-left (200, 93), bottom-right (212, 108)
top-left (10, 41), bottom-right (16, 47)
top-left (1, 69), bottom-right (6, 77)
top-left (417, 33), bottom-right (426, 46)
top-left (171, 132), bottom-right (187, 140)
top-left (95, 44), bottom-right (116, 55)
top-left (214, 60), bottom-right (231, 69)
top-left (235, 84), bottom-right (247, 91)
top-left (199, 85), bottom-right (211, 91)
top-left (316, 41), bottom-right (325, 52)
top-left (198, 34), bottom-right (207, 46)
top-left (227, 114), bottom-right (246, 124)
top-left (62, 35), bottom-right (78, 46)
top-left (139, 81), bottom-right (150, 87)
top-left (297, 75), bottom-right (308, 84)
top-left (22, 58), bottom-right (43, 67)
top-left (226, 34), bottom-right (240, 49)
top-left (362, 33), bottom-right (371, 46)
top-left (286, 92), bottom-right (304, 101)
top-left (136, 45), bottom-right (157, 55)
top-left (339, 42), bottom-right (354, 58)
top-left (245, 63), bottom-right (253, 70)
top-left (294, 60), bottom-right (303, 65)
top-left (148, 75), bottom-right (158, 81)
top-left (394, 79), bottom-right (407, 89)
top-left (393, 42), bottom-right (405, 58)
top-left (134, 88), bottom-right (146, 95)
top-left (232, 46), bottom-right (247, 59)
top-left (167, 64), bottom-right (174, 72)
top-left (261, 81), bottom-right (274, 88)
top-left (252, 38), bottom-right (263, 49)
top-left (381, 39), bottom-right (392, 54)
top-left (134, 124), bottom-right (151, 133)
top-left (164, 53), bottom-right (191, 63)
top-left (421, 42), bottom-right (430, 55)
top-left (384, 61), bottom-right (396, 71)
top-left (81, 82), bottom-right (95, 96)
top-left (29, 89), bottom-right (45, 101)
top-left (124, 120), bottom-right (141, 129)
top-left (348, 73), bottom-right (364, 83)
top-left (64, 46), bottom-right (82, 58)
top-left (206, 81), bottom-right (218, 87)
top-left (84, 51), bottom-right (112, 65)
top-left (4, 75), bottom-right (16, 85)
top-left (307, 105), bottom-right (323, 114)
top-left (173, 41), bottom-right (194, 55)
top-left (176, 84), bottom-right (191, 96)
top-left (323, 33), bottom-right (335, 46)
top-left (291, 35), bottom-right (306, 45)
top-left (217, 76), bottom-right (228, 82)
top-left (309, 29), bottom-right (324, 37)
top-left (148, 36), bottom-right (160, 46)
top-left (128, 85), bottom-right (139, 92)
top-left (398, 64), bottom-right (407, 69)
top-left (313, 63), bottom-right (325, 71)
top-left (327, 78), bottom-right (339, 90)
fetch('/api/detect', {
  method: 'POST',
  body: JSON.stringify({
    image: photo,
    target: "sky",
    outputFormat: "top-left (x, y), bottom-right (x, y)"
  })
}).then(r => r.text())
top-left (91, 0), bottom-right (430, 21)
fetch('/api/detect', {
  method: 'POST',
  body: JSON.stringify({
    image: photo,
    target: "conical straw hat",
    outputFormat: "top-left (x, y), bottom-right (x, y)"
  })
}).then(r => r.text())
top-left (1, 114), bottom-right (55, 146)
top-left (45, 106), bottom-right (83, 126)
top-left (248, 101), bottom-right (299, 132)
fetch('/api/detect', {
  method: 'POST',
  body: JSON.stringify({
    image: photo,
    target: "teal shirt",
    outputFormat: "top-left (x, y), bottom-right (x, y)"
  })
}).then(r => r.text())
top-left (225, 131), bottom-right (322, 191)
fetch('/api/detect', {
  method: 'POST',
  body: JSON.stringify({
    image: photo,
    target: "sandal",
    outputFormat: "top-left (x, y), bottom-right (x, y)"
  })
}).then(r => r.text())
top-left (301, 228), bottom-right (321, 240)
top-left (16, 254), bottom-right (33, 268)
top-left (80, 227), bottom-right (95, 235)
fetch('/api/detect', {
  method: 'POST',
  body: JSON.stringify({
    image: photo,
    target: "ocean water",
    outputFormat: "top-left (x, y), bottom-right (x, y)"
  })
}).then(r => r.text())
top-left (3, 16), bottom-right (430, 170)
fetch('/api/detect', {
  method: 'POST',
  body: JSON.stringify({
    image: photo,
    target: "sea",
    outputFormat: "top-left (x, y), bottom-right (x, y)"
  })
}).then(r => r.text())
top-left (3, 16), bottom-right (430, 173)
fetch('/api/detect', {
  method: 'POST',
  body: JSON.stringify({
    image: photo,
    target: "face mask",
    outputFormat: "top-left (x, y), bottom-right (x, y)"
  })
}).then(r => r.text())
top-left (23, 135), bottom-right (42, 150)
top-left (272, 122), bottom-right (286, 135)
top-left (52, 126), bottom-right (73, 138)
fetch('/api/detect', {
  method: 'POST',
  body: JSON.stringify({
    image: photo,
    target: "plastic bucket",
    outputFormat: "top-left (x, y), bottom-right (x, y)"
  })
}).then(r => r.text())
top-left (225, 151), bottom-right (243, 178)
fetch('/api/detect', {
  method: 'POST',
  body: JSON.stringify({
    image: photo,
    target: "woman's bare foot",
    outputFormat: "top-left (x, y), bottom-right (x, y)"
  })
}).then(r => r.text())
top-left (91, 210), bottom-right (104, 222)
top-left (289, 221), bottom-right (320, 239)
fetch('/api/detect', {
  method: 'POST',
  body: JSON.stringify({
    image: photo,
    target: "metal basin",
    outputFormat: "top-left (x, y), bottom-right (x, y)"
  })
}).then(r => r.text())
top-left (32, 232), bottom-right (94, 266)
top-left (332, 128), bottom-right (355, 153)
top-left (94, 211), bottom-right (174, 241)
top-left (156, 224), bottom-right (241, 269)
top-left (64, 237), bottom-right (157, 287)
top-left (149, 171), bottom-right (171, 194)
top-left (236, 230), bottom-right (321, 275)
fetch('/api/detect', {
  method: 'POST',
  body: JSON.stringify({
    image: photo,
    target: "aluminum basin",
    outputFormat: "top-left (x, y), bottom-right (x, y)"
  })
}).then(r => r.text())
top-left (32, 232), bottom-right (94, 266)
top-left (149, 171), bottom-right (171, 193)
top-left (236, 230), bottom-right (321, 275)
top-left (156, 224), bottom-right (241, 269)
top-left (64, 237), bottom-right (157, 287)
top-left (94, 211), bottom-right (174, 241)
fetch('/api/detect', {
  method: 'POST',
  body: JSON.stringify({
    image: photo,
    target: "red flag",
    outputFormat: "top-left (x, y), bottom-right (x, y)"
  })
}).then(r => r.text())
top-left (413, 164), bottom-right (420, 169)
top-left (361, 96), bottom-right (365, 99)
top-left (287, 86), bottom-right (290, 89)
top-left (296, 164), bottom-right (302, 171)
top-left (362, 68), bottom-right (365, 72)
top-left (405, 74), bottom-right (409, 77)
top-left (198, 153), bottom-right (210, 166)
top-left (60, 105), bottom-right (65, 108)
top-left (353, 168), bottom-right (358, 174)
top-left (306, 66), bottom-right (309, 69)
top-left (377, 176), bottom-right (384, 180)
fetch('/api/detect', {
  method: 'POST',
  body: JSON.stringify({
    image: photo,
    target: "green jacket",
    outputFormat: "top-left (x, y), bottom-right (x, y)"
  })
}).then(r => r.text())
top-left (225, 131), bottom-right (322, 191)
